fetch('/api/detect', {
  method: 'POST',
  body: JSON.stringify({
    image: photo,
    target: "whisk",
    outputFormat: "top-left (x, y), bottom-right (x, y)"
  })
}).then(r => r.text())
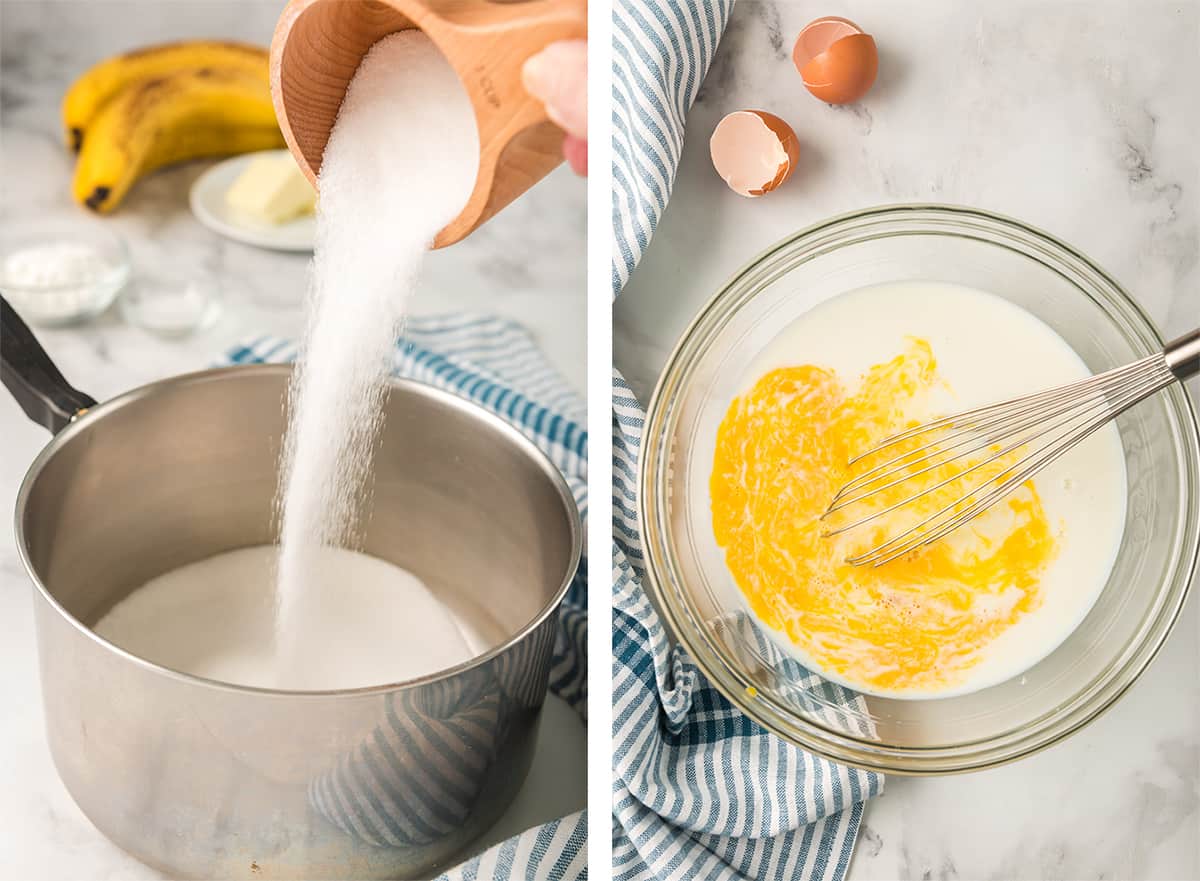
top-left (824, 327), bottom-right (1200, 567)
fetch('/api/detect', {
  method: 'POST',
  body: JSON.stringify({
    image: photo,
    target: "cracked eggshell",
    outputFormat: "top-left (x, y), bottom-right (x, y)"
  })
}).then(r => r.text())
top-left (709, 110), bottom-right (800, 198)
top-left (794, 16), bottom-right (878, 105)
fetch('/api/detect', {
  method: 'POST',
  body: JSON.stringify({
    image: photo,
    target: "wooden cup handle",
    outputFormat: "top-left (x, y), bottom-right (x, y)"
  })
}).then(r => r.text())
top-left (430, 0), bottom-right (586, 246)
top-left (270, 0), bottom-right (586, 248)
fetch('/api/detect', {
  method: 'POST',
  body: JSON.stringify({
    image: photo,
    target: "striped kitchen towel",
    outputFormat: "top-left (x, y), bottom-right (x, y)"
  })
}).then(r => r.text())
top-left (219, 313), bottom-right (587, 881)
top-left (612, 376), bottom-right (881, 881)
top-left (611, 1), bottom-right (883, 879)
top-left (612, 0), bottom-right (735, 294)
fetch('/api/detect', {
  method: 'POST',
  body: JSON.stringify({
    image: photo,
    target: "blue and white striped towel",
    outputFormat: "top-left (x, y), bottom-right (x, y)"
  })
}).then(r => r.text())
top-left (612, 2), bottom-right (882, 879)
top-left (611, 0), bottom-right (735, 293)
top-left (219, 314), bottom-right (587, 881)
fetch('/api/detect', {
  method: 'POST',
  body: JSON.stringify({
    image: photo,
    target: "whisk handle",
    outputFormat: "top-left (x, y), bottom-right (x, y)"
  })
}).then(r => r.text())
top-left (1164, 327), bottom-right (1200, 380)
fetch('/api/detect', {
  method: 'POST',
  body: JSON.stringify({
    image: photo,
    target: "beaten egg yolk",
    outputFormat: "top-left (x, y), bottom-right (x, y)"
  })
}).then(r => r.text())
top-left (710, 338), bottom-right (1059, 693)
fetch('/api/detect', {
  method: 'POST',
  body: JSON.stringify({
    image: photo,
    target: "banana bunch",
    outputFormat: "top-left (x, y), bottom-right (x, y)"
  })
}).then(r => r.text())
top-left (63, 41), bottom-right (286, 213)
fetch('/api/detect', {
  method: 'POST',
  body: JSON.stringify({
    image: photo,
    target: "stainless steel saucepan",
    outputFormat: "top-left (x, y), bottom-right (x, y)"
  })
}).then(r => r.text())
top-left (1, 296), bottom-right (581, 879)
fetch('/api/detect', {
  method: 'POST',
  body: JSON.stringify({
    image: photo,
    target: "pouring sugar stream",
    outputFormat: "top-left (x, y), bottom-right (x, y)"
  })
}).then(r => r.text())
top-left (95, 32), bottom-right (481, 690)
top-left (273, 31), bottom-right (479, 686)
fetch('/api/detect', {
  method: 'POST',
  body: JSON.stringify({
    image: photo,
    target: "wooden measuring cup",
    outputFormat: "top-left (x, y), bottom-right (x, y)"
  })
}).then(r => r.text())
top-left (270, 0), bottom-right (586, 248)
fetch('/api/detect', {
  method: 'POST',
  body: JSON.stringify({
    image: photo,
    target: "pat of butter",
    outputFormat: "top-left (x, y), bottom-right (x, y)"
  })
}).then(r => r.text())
top-left (225, 154), bottom-right (316, 225)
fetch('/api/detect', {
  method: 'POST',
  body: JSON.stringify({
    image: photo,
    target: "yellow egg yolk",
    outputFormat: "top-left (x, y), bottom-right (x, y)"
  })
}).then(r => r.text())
top-left (710, 338), bottom-right (1059, 694)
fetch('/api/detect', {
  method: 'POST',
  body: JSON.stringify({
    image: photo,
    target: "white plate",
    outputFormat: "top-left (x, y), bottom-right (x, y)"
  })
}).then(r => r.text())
top-left (189, 150), bottom-right (316, 252)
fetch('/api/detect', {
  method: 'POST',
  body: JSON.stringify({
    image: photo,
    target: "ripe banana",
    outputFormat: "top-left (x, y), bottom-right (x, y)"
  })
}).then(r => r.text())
top-left (73, 68), bottom-right (284, 214)
top-left (62, 40), bottom-right (270, 153)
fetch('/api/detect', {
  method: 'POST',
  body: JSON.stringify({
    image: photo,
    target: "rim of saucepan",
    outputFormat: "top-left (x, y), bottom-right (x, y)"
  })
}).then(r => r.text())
top-left (638, 203), bottom-right (1200, 774)
top-left (14, 364), bottom-right (582, 699)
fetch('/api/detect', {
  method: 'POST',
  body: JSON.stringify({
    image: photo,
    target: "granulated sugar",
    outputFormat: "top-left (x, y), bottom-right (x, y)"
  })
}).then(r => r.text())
top-left (274, 31), bottom-right (479, 679)
top-left (96, 546), bottom-right (484, 690)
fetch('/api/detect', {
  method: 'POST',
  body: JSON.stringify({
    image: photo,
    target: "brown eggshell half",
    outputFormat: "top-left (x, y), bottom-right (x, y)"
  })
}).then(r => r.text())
top-left (800, 33), bottom-right (878, 104)
top-left (709, 110), bottom-right (800, 197)
top-left (793, 16), bottom-right (864, 69)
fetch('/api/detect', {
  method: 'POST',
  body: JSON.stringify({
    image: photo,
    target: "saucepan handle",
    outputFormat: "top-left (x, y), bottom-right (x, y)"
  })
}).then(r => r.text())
top-left (1, 296), bottom-right (98, 434)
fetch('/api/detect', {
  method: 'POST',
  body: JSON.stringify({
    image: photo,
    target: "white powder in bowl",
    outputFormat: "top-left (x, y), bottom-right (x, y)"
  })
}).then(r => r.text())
top-left (1, 241), bottom-right (124, 321)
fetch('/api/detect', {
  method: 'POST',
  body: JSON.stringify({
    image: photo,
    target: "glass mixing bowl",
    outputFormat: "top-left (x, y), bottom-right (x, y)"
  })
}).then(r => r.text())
top-left (639, 204), bottom-right (1200, 774)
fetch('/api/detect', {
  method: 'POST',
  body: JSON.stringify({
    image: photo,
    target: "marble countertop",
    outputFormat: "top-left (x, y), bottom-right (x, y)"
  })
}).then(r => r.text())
top-left (615, 2), bottom-right (1199, 879)
top-left (0, 2), bottom-right (585, 878)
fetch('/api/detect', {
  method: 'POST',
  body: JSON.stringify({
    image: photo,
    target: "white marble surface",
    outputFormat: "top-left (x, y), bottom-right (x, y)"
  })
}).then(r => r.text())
top-left (0, 2), bottom-right (585, 878)
top-left (615, 2), bottom-right (1199, 879)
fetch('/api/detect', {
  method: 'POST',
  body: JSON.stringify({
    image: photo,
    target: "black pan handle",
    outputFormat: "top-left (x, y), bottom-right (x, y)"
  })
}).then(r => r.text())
top-left (1, 295), bottom-right (98, 434)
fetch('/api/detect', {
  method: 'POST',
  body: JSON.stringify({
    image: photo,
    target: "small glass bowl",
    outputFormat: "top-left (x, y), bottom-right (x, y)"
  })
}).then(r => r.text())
top-left (639, 204), bottom-right (1200, 774)
top-left (120, 270), bottom-right (222, 337)
top-left (0, 221), bottom-right (131, 325)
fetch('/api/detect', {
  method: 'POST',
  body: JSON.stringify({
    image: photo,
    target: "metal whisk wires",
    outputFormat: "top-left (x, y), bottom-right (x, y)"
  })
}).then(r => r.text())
top-left (823, 327), bottom-right (1200, 567)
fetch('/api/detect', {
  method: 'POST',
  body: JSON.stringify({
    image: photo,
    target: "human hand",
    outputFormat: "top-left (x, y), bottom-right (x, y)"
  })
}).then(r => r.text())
top-left (522, 39), bottom-right (587, 175)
